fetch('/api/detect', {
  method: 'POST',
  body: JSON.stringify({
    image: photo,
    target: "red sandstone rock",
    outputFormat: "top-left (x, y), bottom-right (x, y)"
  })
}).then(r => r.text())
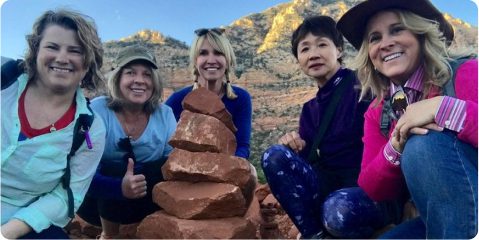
top-left (136, 211), bottom-right (256, 239)
top-left (287, 224), bottom-right (300, 239)
top-left (182, 87), bottom-right (237, 132)
top-left (169, 110), bottom-right (236, 155)
top-left (262, 193), bottom-right (280, 208)
top-left (119, 223), bottom-right (139, 238)
top-left (255, 184), bottom-right (271, 202)
top-left (277, 214), bottom-right (297, 239)
top-left (66, 215), bottom-right (101, 238)
top-left (244, 193), bottom-right (263, 239)
top-left (153, 181), bottom-right (247, 219)
top-left (66, 215), bottom-right (140, 239)
top-left (162, 148), bottom-right (255, 197)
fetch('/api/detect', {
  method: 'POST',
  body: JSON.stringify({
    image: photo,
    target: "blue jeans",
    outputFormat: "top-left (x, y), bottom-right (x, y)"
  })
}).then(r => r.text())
top-left (381, 130), bottom-right (478, 239)
top-left (261, 144), bottom-right (399, 238)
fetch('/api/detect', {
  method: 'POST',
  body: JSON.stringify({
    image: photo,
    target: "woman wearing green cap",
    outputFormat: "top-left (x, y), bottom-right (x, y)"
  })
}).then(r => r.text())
top-left (338, 0), bottom-right (477, 238)
top-left (77, 44), bottom-right (177, 239)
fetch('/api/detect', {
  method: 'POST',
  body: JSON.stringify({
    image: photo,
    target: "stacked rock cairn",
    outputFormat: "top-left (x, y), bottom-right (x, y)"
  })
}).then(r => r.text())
top-left (136, 88), bottom-right (260, 239)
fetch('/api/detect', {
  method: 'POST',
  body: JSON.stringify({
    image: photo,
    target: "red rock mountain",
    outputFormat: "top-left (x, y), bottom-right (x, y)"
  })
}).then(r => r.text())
top-left (95, 0), bottom-right (477, 182)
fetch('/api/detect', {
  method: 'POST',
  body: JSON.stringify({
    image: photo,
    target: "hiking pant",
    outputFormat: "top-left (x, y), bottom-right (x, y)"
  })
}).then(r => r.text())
top-left (261, 144), bottom-right (401, 238)
top-left (77, 159), bottom-right (164, 226)
top-left (19, 225), bottom-right (69, 239)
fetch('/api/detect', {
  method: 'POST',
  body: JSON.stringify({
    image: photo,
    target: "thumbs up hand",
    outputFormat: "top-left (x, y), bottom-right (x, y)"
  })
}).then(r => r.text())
top-left (121, 158), bottom-right (147, 199)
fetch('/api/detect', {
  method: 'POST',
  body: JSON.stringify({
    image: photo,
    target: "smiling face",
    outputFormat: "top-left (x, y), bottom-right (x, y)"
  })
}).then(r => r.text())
top-left (35, 24), bottom-right (87, 94)
top-left (119, 62), bottom-right (154, 106)
top-left (297, 32), bottom-right (341, 86)
top-left (195, 39), bottom-right (227, 83)
top-left (366, 11), bottom-right (422, 85)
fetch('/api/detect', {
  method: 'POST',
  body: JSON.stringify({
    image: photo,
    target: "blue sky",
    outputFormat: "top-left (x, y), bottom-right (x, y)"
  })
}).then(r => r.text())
top-left (1, 0), bottom-right (477, 59)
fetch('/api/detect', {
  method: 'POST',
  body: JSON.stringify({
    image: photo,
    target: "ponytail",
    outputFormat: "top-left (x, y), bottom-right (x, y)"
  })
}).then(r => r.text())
top-left (225, 73), bottom-right (237, 99)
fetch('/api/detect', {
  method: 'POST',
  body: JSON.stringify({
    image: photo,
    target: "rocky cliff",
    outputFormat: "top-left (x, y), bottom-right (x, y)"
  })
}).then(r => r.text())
top-left (96, 0), bottom-right (477, 182)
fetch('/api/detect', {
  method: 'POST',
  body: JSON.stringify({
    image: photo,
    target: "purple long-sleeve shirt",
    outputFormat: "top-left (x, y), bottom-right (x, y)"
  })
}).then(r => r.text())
top-left (298, 68), bottom-right (370, 169)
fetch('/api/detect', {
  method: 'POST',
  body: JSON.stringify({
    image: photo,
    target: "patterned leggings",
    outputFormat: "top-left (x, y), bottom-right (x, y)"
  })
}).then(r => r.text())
top-left (261, 144), bottom-right (394, 238)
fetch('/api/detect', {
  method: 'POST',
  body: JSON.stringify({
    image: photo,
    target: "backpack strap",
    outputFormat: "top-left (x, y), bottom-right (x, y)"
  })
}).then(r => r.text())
top-left (380, 96), bottom-right (393, 137)
top-left (1, 59), bottom-right (25, 90)
top-left (379, 57), bottom-right (472, 137)
top-left (63, 99), bottom-right (94, 218)
top-left (2, 58), bottom-right (95, 218)
top-left (307, 71), bottom-right (355, 164)
top-left (443, 58), bottom-right (470, 97)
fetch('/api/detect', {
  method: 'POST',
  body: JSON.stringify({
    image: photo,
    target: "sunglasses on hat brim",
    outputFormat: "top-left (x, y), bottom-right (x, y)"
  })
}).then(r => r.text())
top-left (194, 28), bottom-right (225, 36)
top-left (391, 90), bottom-right (409, 113)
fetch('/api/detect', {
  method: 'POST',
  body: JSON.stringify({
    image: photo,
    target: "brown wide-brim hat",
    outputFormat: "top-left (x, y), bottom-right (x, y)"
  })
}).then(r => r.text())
top-left (337, 0), bottom-right (454, 50)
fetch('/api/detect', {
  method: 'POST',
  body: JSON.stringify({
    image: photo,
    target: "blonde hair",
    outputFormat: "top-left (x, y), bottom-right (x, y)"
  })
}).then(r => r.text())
top-left (107, 60), bottom-right (163, 113)
top-left (351, 10), bottom-right (467, 102)
top-left (189, 30), bottom-right (238, 99)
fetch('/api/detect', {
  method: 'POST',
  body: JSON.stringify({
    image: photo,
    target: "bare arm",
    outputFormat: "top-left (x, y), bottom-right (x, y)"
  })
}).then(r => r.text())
top-left (2, 219), bottom-right (32, 239)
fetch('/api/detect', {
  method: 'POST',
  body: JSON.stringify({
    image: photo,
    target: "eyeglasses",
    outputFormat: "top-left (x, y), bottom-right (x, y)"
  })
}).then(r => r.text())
top-left (118, 136), bottom-right (136, 162)
top-left (391, 89), bottom-right (409, 115)
top-left (194, 28), bottom-right (225, 36)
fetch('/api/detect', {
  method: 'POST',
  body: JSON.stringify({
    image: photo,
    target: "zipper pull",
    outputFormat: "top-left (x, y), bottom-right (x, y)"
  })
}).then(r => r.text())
top-left (81, 126), bottom-right (93, 149)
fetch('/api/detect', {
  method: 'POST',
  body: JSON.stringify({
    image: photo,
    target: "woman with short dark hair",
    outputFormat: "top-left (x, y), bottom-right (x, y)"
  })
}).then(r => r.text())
top-left (260, 16), bottom-right (394, 239)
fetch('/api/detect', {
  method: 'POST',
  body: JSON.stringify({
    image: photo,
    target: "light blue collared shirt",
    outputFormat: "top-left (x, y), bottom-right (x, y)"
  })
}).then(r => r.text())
top-left (1, 74), bottom-right (106, 232)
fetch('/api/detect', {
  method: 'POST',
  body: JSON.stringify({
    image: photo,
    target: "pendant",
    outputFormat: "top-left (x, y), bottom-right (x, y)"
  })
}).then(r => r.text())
top-left (50, 124), bottom-right (57, 132)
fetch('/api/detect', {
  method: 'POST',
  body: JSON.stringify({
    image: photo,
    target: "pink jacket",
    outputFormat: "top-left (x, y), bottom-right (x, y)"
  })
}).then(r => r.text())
top-left (358, 59), bottom-right (478, 201)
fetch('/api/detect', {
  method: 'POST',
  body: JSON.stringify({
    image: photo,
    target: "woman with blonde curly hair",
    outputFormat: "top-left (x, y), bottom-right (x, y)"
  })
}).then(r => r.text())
top-left (338, 0), bottom-right (477, 238)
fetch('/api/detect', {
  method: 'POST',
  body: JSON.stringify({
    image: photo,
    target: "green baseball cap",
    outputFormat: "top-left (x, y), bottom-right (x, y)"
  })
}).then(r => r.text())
top-left (115, 45), bottom-right (158, 69)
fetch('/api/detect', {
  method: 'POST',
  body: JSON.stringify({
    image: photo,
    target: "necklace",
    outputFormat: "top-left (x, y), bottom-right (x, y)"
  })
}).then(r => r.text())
top-left (50, 124), bottom-right (56, 132)
top-left (119, 113), bottom-right (134, 137)
top-left (122, 118), bottom-right (135, 138)
top-left (117, 110), bottom-right (148, 140)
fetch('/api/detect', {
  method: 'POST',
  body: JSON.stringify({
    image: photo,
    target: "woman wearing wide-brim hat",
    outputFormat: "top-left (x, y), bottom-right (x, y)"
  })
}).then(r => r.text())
top-left (337, 0), bottom-right (477, 238)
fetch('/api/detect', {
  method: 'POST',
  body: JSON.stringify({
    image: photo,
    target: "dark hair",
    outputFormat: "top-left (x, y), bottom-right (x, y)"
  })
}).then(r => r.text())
top-left (291, 16), bottom-right (344, 63)
top-left (24, 9), bottom-right (104, 90)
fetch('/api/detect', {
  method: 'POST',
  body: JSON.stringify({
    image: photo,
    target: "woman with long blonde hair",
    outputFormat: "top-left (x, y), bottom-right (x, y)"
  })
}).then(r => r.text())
top-left (165, 28), bottom-right (252, 159)
top-left (338, 0), bottom-right (477, 238)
